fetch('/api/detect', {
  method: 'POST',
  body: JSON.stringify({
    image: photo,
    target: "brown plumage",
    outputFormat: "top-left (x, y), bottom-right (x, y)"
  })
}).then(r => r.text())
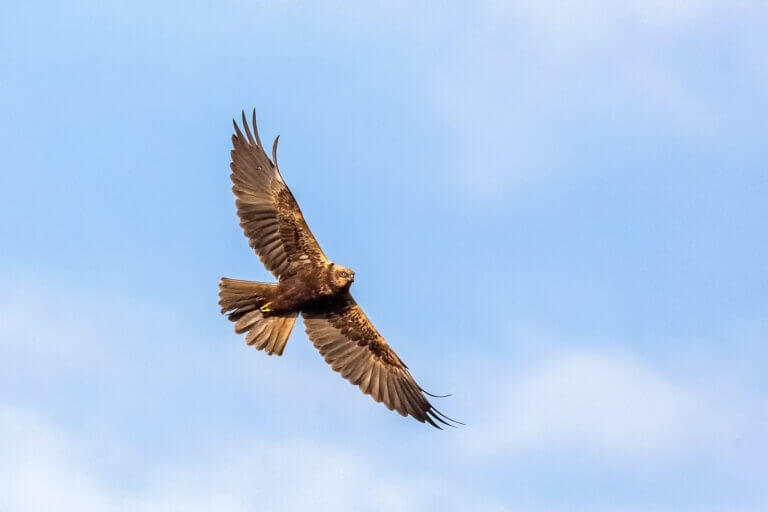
top-left (219, 110), bottom-right (459, 428)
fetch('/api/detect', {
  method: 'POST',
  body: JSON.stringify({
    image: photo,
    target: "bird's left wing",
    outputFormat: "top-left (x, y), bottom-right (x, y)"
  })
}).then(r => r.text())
top-left (230, 110), bottom-right (329, 278)
top-left (302, 294), bottom-right (459, 428)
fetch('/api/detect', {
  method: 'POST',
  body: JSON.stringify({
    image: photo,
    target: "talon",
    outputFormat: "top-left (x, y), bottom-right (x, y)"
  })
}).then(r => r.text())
top-left (259, 302), bottom-right (272, 313)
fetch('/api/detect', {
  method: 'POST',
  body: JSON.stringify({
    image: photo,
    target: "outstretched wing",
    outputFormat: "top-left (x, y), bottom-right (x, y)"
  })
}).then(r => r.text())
top-left (302, 294), bottom-right (459, 428)
top-left (230, 110), bottom-right (329, 278)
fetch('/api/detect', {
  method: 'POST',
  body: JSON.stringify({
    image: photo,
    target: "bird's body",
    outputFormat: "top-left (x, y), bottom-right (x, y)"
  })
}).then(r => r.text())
top-left (219, 110), bottom-right (457, 428)
top-left (223, 263), bottom-right (353, 314)
top-left (270, 263), bottom-right (354, 312)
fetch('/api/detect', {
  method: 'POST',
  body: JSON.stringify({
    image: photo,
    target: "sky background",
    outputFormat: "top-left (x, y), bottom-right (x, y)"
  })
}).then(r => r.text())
top-left (1, 1), bottom-right (767, 510)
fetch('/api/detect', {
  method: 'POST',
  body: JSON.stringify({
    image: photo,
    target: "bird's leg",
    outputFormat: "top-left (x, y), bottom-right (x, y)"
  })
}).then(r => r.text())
top-left (259, 302), bottom-right (273, 313)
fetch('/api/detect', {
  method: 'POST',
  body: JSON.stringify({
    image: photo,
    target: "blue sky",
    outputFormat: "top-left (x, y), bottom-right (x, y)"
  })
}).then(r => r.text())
top-left (1, 1), bottom-right (767, 510)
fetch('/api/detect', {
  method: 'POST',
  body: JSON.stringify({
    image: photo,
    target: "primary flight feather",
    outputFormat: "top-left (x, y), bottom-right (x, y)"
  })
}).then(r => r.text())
top-left (219, 110), bottom-right (458, 428)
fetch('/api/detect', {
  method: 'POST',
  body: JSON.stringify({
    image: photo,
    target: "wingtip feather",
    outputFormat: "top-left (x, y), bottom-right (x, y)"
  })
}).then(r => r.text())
top-left (272, 135), bottom-right (280, 168)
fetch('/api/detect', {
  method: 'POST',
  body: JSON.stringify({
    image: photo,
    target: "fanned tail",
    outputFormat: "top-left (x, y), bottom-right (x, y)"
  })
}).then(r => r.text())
top-left (218, 277), bottom-right (297, 356)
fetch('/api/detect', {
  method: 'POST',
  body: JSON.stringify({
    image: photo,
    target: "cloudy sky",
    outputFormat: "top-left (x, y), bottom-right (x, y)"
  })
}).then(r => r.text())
top-left (2, 1), bottom-right (767, 510)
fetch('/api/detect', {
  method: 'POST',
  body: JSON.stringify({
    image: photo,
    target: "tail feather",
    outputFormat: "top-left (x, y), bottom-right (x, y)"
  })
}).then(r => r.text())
top-left (219, 277), bottom-right (297, 356)
top-left (218, 278), bottom-right (275, 317)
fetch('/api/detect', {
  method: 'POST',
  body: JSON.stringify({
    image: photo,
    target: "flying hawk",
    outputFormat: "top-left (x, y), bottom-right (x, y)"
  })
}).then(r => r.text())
top-left (219, 110), bottom-right (458, 428)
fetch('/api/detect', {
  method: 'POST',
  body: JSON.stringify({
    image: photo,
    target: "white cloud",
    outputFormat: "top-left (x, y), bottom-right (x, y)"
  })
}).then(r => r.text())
top-left (2, 281), bottom-right (765, 510)
top-left (0, 408), bottom-right (113, 511)
top-left (470, 350), bottom-right (745, 461)
top-left (0, 405), bottom-right (518, 512)
top-left (0, 286), bottom-right (763, 512)
top-left (417, 1), bottom-right (768, 195)
top-left (1, 403), bottom-right (762, 512)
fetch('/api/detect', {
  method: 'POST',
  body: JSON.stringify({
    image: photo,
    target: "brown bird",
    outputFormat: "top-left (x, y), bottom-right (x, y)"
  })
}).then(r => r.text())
top-left (219, 110), bottom-right (458, 428)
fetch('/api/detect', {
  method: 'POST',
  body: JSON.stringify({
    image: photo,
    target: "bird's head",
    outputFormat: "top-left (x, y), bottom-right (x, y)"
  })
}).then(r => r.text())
top-left (332, 265), bottom-right (355, 289)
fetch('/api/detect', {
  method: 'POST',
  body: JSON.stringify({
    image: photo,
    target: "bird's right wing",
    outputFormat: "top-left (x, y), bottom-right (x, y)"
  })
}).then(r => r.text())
top-left (229, 110), bottom-right (329, 278)
top-left (302, 293), bottom-right (459, 428)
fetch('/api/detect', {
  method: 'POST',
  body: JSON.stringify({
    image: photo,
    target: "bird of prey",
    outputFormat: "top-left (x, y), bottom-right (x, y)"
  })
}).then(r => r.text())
top-left (219, 110), bottom-right (458, 428)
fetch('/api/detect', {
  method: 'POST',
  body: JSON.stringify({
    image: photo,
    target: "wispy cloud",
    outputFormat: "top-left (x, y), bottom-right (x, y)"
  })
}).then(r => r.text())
top-left (0, 406), bottom-right (411, 512)
top-left (0, 404), bottom-right (525, 512)
top-left (468, 350), bottom-right (748, 462)
top-left (417, 1), bottom-right (768, 195)
top-left (2, 264), bottom-right (766, 510)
